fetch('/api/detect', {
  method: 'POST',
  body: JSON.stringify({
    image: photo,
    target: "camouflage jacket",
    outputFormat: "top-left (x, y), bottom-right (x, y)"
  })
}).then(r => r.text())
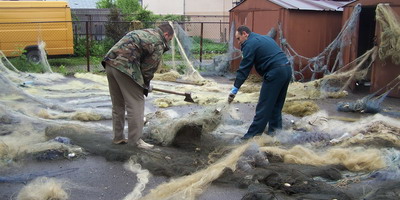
top-left (102, 28), bottom-right (169, 94)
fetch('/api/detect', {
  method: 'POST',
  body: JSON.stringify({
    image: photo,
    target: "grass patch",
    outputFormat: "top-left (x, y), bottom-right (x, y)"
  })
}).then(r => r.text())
top-left (48, 56), bottom-right (102, 67)
top-left (163, 53), bottom-right (225, 61)
top-left (8, 57), bottom-right (45, 73)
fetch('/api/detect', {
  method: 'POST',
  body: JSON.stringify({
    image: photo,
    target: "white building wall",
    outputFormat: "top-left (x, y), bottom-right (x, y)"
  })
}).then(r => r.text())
top-left (142, 0), bottom-right (234, 42)
top-left (142, 0), bottom-right (234, 16)
top-left (142, 0), bottom-right (184, 15)
top-left (185, 0), bottom-right (233, 16)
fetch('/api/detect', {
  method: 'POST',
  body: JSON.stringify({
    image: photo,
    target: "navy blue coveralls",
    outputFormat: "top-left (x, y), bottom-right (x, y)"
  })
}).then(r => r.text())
top-left (234, 32), bottom-right (292, 139)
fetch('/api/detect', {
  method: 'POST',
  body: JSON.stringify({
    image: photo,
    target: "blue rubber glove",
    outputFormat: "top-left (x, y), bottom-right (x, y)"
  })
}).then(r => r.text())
top-left (230, 86), bottom-right (239, 95)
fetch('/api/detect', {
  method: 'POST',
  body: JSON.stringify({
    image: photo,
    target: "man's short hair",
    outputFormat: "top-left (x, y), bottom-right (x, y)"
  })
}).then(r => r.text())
top-left (158, 23), bottom-right (174, 36)
top-left (237, 25), bottom-right (251, 35)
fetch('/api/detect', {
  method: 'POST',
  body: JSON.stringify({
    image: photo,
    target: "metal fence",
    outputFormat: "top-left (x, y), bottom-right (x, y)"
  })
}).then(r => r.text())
top-left (73, 21), bottom-right (230, 42)
top-left (1, 20), bottom-right (230, 72)
top-left (179, 22), bottom-right (230, 43)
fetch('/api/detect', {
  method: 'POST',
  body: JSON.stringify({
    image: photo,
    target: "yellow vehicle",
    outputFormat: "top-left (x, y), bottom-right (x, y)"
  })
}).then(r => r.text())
top-left (0, 1), bottom-right (74, 63)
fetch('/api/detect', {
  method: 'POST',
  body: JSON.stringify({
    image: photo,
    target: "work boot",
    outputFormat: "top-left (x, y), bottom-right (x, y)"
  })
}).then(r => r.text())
top-left (240, 136), bottom-right (252, 141)
top-left (137, 139), bottom-right (154, 149)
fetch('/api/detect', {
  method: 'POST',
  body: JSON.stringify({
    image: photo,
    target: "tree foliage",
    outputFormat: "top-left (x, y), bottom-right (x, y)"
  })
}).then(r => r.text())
top-left (135, 9), bottom-right (156, 27)
top-left (105, 7), bottom-right (130, 42)
top-left (96, 0), bottom-right (183, 26)
top-left (116, 0), bottom-right (141, 21)
top-left (97, 0), bottom-right (146, 21)
top-left (96, 0), bottom-right (114, 9)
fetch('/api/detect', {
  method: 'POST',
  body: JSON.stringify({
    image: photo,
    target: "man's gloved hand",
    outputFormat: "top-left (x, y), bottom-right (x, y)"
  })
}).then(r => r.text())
top-left (148, 84), bottom-right (153, 93)
top-left (228, 86), bottom-right (239, 104)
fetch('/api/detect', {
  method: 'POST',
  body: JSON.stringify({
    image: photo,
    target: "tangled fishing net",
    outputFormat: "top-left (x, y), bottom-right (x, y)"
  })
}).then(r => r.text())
top-left (280, 4), bottom-right (362, 82)
top-left (334, 4), bottom-right (400, 113)
top-left (143, 106), bottom-right (223, 146)
top-left (0, 51), bottom-right (118, 167)
top-left (16, 177), bottom-right (69, 200)
top-left (376, 4), bottom-right (400, 64)
top-left (280, 4), bottom-right (399, 115)
top-left (162, 21), bottom-right (241, 86)
top-left (282, 100), bottom-right (320, 117)
top-left (275, 5), bottom-right (366, 101)
top-left (138, 138), bottom-right (267, 200)
top-left (337, 88), bottom-right (393, 114)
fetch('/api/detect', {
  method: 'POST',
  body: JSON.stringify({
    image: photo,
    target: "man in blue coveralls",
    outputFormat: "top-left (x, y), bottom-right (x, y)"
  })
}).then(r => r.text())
top-left (228, 25), bottom-right (292, 140)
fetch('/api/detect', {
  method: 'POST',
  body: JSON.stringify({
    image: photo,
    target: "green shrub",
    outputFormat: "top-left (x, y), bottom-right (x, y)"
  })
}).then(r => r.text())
top-left (90, 39), bottom-right (114, 56)
top-left (157, 14), bottom-right (185, 22)
top-left (48, 57), bottom-right (86, 66)
top-left (190, 36), bottom-right (228, 54)
top-left (105, 8), bottom-right (130, 42)
top-left (176, 64), bottom-right (186, 74)
top-left (52, 65), bottom-right (68, 75)
top-left (8, 55), bottom-right (45, 73)
top-left (74, 38), bottom-right (87, 57)
top-left (74, 37), bottom-right (114, 57)
top-left (163, 53), bottom-right (182, 61)
top-left (192, 43), bottom-right (227, 54)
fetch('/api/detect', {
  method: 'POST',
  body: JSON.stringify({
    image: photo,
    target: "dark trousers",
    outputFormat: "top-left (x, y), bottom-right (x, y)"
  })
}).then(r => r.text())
top-left (243, 65), bottom-right (292, 138)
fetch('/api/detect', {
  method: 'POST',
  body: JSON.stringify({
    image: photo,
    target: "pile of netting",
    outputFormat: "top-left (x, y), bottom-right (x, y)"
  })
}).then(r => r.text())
top-left (284, 46), bottom-right (378, 101)
top-left (376, 4), bottom-right (400, 65)
top-left (143, 107), bottom-right (223, 147)
top-left (0, 51), bottom-right (130, 168)
top-left (337, 75), bottom-right (400, 114)
top-left (4, 78), bottom-right (400, 200)
top-left (132, 111), bottom-right (400, 200)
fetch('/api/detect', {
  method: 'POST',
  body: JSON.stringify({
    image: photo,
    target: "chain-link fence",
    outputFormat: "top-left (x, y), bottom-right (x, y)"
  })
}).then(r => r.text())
top-left (0, 20), bottom-right (230, 73)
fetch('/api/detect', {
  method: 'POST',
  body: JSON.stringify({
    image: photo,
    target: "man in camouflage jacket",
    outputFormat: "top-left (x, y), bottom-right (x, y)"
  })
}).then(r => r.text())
top-left (102, 23), bottom-right (174, 148)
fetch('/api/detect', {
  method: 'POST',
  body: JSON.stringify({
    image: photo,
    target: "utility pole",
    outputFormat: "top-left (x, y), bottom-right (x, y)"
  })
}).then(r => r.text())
top-left (183, 0), bottom-right (186, 16)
